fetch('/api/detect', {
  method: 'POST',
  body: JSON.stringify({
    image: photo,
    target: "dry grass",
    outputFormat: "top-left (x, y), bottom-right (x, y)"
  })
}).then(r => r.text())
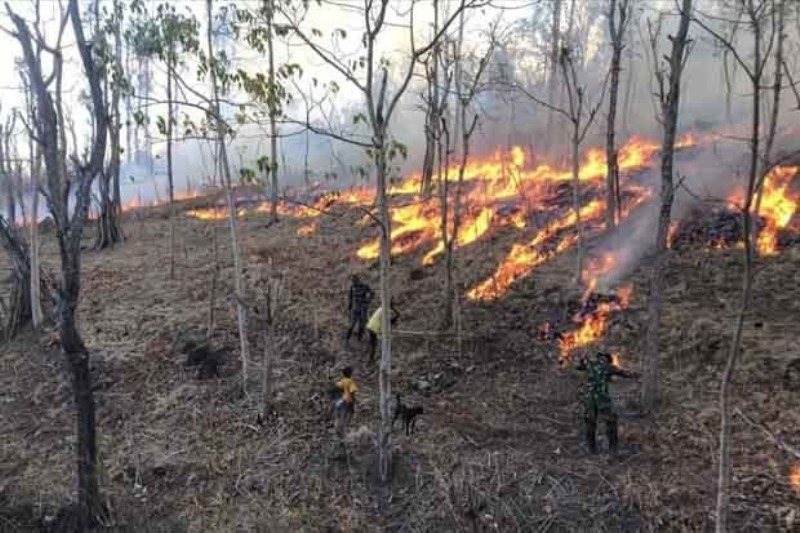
top-left (0, 199), bottom-right (798, 531)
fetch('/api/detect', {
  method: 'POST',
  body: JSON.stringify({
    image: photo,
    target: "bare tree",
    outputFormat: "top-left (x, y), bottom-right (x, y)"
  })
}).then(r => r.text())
top-left (94, 0), bottom-right (125, 249)
top-left (19, 68), bottom-right (44, 328)
top-left (605, 0), bottom-right (632, 230)
top-left (205, 0), bottom-right (252, 394)
top-left (640, 1), bottom-right (693, 412)
top-left (279, 0), bottom-right (483, 482)
top-left (443, 28), bottom-right (496, 329)
top-left (7, 0), bottom-right (109, 525)
top-left (420, 0), bottom-right (441, 197)
top-left (692, 1), bottom-right (777, 529)
top-left (514, 48), bottom-right (608, 281)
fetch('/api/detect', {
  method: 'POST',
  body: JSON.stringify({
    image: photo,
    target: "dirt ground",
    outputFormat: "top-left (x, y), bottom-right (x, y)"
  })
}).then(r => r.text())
top-left (1, 199), bottom-right (799, 532)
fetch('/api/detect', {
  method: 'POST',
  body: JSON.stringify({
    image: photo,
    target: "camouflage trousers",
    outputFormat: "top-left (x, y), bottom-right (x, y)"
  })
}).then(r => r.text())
top-left (584, 396), bottom-right (618, 453)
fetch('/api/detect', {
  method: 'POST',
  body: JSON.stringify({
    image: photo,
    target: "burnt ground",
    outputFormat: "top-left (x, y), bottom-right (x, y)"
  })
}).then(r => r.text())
top-left (0, 199), bottom-right (799, 532)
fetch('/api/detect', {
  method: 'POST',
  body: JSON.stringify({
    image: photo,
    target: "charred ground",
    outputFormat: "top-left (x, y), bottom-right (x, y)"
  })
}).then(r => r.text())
top-left (0, 196), bottom-right (799, 531)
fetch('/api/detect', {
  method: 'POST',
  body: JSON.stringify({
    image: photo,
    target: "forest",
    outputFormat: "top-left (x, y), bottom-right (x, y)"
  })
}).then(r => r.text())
top-left (0, 0), bottom-right (799, 530)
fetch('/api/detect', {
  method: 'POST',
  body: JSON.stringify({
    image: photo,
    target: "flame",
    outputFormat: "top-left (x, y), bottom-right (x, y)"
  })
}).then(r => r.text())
top-left (557, 284), bottom-right (634, 364)
top-left (297, 222), bottom-right (317, 236)
top-left (725, 165), bottom-right (799, 256)
top-left (755, 166), bottom-right (799, 255)
top-left (611, 352), bottom-right (622, 368)
top-left (467, 199), bottom-right (607, 300)
top-left (791, 463), bottom-right (800, 494)
top-left (667, 221), bottom-right (680, 249)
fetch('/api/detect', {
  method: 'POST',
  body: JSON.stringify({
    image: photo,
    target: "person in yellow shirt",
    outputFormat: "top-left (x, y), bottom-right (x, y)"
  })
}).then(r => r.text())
top-left (366, 304), bottom-right (399, 362)
top-left (334, 366), bottom-right (357, 433)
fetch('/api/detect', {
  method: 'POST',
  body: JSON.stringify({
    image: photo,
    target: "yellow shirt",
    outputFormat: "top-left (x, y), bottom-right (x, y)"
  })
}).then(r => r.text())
top-left (366, 308), bottom-right (383, 334)
top-left (337, 377), bottom-right (357, 404)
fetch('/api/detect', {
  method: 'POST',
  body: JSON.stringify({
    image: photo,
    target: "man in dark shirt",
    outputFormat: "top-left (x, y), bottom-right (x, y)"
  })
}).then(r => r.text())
top-left (345, 274), bottom-right (374, 346)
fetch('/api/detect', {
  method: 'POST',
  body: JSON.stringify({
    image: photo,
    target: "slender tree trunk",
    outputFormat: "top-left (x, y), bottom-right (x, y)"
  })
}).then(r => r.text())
top-left (571, 123), bottom-right (584, 281)
top-left (641, 0), bottom-right (691, 412)
top-left (303, 107), bottom-right (310, 186)
top-left (207, 0), bottom-right (250, 394)
top-left (376, 131), bottom-right (393, 482)
top-left (266, 0), bottom-right (280, 225)
top-left (441, 120), bottom-right (452, 329)
top-left (605, 0), bottom-right (628, 231)
top-left (716, 11), bottom-right (761, 530)
top-left (112, 2), bottom-right (124, 239)
top-left (29, 147), bottom-right (42, 328)
top-left (546, 0), bottom-right (562, 150)
top-left (754, 0), bottom-right (784, 220)
top-left (167, 53), bottom-right (176, 279)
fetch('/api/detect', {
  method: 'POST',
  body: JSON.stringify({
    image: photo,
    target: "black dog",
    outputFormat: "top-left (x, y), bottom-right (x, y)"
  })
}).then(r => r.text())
top-left (392, 394), bottom-right (424, 435)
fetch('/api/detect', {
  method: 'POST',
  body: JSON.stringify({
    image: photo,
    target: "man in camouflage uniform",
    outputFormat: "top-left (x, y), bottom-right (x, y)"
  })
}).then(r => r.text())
top-left (345, 274), bottom-right (374, 346)
top-left (577, 352), bottom-right (638, 453)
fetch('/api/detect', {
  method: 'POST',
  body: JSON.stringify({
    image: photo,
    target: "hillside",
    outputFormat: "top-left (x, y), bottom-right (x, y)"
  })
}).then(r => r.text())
top-left (0, 193), bottom-right (799, 532)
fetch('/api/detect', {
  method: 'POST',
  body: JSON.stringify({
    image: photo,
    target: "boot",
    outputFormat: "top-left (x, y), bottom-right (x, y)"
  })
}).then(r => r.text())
top-left (585, 421), bottom-right (598, 453)
top-left (607, 419), bottom-right (619, 453)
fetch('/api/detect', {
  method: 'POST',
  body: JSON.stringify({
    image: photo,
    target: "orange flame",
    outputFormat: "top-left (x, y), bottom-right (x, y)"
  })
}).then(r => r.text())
top-left (726, 165), bottom-right (799, 256)
top-left (467, 199), bottom-right (606, 301)
top-left (557, 284), bottom-right (633, 364)
top-left (791, 463), bottom-right (800, 494)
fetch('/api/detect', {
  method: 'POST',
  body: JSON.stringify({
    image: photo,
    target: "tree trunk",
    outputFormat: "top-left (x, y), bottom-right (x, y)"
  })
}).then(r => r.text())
top-left (545, 0), bottom-right (562, 150)
top-left (754, 0), bottom-right (784, 221)
top-left (262, 322), bottom-right (275, 416)
top-left (440, 119), bottom-right (452, 329)
top-left (303, 107), bottom-right (310, 186)
top-left (641, 0), bottom-right (691, 412)
top-left (207, 0), bottom-right (250, 394)
top-left (29, 147), bottom-right (43, 328)
top-left (716, 9), bottom-right (760, 530)
top-left (266, 0), bottom-right (280, 225)
top-left (375, 132), bottom-right (393, 483)
top-left (605, 0), bottom-right (626, 231)
top-left (571, 124), bottom-right (584, 281)
top-left (167, 53), bottom-right (176, 279)
top-left (56, 295), bottom-right (102, 529)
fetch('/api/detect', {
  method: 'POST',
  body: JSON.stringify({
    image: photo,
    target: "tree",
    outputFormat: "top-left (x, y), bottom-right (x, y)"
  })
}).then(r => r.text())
top-left (279, 0), bottom-right (483, 482)
top-left (7, 0), bottom-right (109, 525)
top-left (419, 0), bottom-right (441, 197)
top-left (204, 0), bottom-right (252, 395)
top-left (129, 1), bottom-right (200, 277)
top-left (514, 48), bottom-right (608, 282)
top-left (692, 1), bottom-right (779, 529)
top-left (640, 1), bottom-right (693, 412)
top-left (442, 25), bottom-right (497, 329)
top-left (230, 1), bottom-right (290, 225)
top-left (605, 0), bottom-right (632, 230)
top-left (19, 68), bottom-right (44, 328)
top-left (94, 0), bottom-right (126, 249)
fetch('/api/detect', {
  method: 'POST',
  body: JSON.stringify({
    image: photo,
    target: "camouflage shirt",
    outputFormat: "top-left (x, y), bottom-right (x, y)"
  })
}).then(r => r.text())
top-left (577, 356), bottom-right (629, 412)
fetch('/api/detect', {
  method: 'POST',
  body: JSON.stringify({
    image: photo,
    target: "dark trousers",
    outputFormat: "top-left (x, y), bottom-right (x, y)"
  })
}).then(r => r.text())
top-left (585, 401), bottom-right (619, 453)
top-left (367, 330), bottom-right (378, 362)
top-left (346, 306), bottom-right (368, 343)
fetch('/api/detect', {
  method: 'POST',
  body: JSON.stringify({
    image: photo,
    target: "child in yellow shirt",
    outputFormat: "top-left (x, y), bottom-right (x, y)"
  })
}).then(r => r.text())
top-left (335, 366), bottom-right (357, 432)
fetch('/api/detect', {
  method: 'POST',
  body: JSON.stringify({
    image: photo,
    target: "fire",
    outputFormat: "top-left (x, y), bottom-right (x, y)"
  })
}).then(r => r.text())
top-left (791, 463), bottom-right (800, 494)
top-left (611, 352), bottom-right (622, 368)
top-left (467, 199), bottom-right (606, 301)
top-left (667, 221), bottom-right (680, 249)
top-left (422, 207), bottom-right (494, 266)
top-left (557, 284), bottom-right (633, 365)
top-left (297, 222), bottom-right (317, 236)
top-left (725, 165), bottom-right (799, 256)
top-left (755, 166), bottom-right (799, 255)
